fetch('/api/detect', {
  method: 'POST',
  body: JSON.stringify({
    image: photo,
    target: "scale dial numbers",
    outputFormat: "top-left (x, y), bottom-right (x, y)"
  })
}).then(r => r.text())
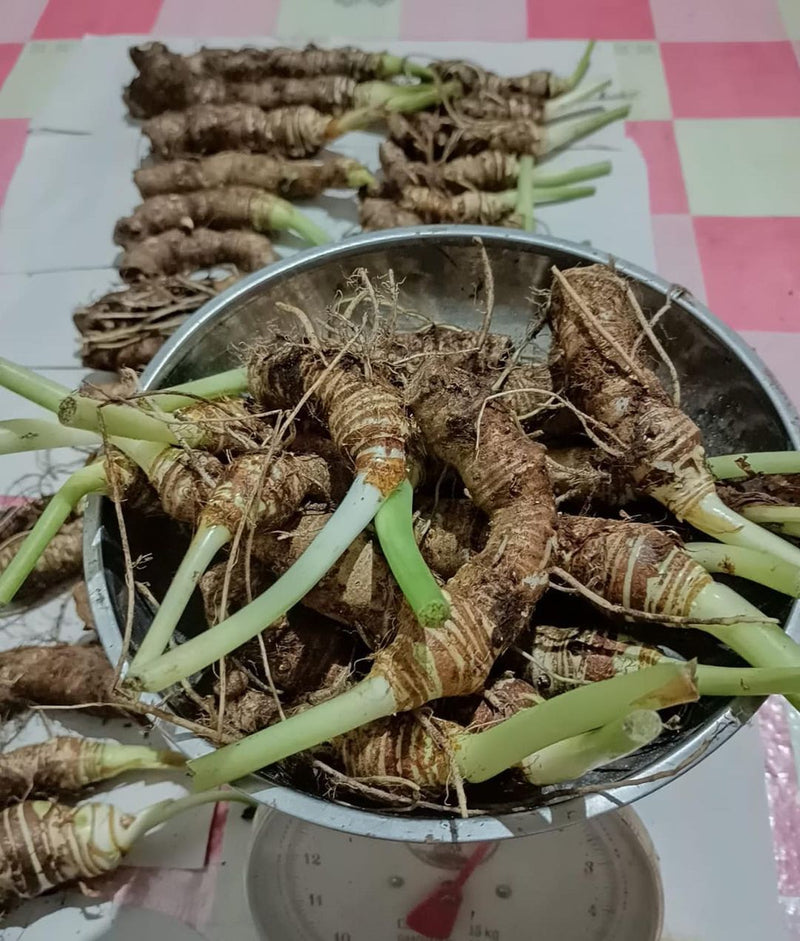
top-left (246, 810), bottom-right (662, 941)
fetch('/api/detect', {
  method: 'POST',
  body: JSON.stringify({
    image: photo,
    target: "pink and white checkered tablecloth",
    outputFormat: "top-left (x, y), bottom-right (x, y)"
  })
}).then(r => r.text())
top-left (1, 0), bottom-right (799, 932)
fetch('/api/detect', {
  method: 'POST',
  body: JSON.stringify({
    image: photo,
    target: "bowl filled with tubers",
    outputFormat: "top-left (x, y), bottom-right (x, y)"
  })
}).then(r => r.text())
top-left (81, 225), bottom-right (800, 843)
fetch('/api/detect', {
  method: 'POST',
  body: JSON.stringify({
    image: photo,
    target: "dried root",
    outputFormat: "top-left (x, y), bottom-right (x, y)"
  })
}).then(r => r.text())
top-left (73, 275), bottom-right (228, 371)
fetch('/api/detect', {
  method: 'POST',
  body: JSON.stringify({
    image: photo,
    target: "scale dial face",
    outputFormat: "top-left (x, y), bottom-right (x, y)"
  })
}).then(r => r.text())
top-left (246, 808), bottom-right (663, 941)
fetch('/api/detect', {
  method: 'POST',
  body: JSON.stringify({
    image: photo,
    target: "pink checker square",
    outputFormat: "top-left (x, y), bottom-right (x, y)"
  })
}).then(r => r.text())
top-left (33, 0), bottom-right (163, 40)
top-left (526, 0), bottom-right (654, 39)
top-left (155, 0), bottom-right (279, 36)
top-left (662, 42), bottom-right (800, 118)
top-left (651, 215), bottom-right (706, 303)
top-left (0, 44), bottom-right (23, 92)
top-left (0, 0), bottom-right (49, 42)
top-left (0, 118), bottom-right (27, 206)
top-left (650, 0), bottom-right (786, 42)
top-left (626, 121), bottom-right (688, 214)
top-left (401, 0), bottom-right (526, 40)
top-left (693, 216), bottom-right (800, 332)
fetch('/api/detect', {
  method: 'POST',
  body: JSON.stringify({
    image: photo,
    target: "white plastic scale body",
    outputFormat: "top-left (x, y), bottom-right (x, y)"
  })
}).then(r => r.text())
top-left (244, 804), bottom-right (663, 941)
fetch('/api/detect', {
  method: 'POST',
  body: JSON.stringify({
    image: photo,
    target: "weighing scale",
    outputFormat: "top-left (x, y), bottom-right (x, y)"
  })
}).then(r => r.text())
top-left (244, 805), bottom-right (663, 941)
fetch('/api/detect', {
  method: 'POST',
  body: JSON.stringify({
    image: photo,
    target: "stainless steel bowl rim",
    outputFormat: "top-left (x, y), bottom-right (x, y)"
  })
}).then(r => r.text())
top-left (84, 225), bottom-right (800, 843)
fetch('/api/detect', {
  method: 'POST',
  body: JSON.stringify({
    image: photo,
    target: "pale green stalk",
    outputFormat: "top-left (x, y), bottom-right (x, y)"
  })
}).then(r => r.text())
top-left (130, 474), bottom-right (387, 691)
top-left (532, 160), bottom-right (611, 188)
top-left (498, 183), bottom-right (596, 214)
top-left (689, 579), bottom-right (800, 709)
top-left (0, 462), bottom-right (108, 604)
top-left (0, 419), bottom-right (100, 455)
top-left (373, 478), bottom-right (449, 628)
top-left (93, 742), bottom-right (186, 778)
top-left (118, 789), bottom-right (254, 848)
top-left (709, 451), bottom-right (800, 479)
top-left (559, 40), bottom-right (596, 94)
top-left (542, 105), bottom-right (630, 155)
top-left (149, 368), bottom-right (249, 413)
top-left (686, 542), bottom-right (800, 597)
top-left (457, 661), bottom-right (695, 783)
top-left (521, 709), bottom-right (663, 786)
top-left (251, 197), bottom-right (329, 246)
top-left (741, 505), bottom-right (800, 526)
top-left (0, 357), bottom-right (179, 444)
top-left (682, 490), bottom-right (800, 573)
top-left (695, 664), bottom-right (800, 698)
top-left (543, 77), bottom-right (612, 121)
top-left (130, 523), bottom-right (233, 669)
top-left (189, 676), bottom-right (397, 790)
top-left (356, 79), bottom-right (462, 113)
top-left (515, 155), bottom-right (535, 231)
top-left (379, 54), bottom-right (433, 82)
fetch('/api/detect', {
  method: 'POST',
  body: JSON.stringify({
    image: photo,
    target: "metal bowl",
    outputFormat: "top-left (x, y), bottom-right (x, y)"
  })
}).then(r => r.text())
top-left (85, 226), bottom-right (800, 844)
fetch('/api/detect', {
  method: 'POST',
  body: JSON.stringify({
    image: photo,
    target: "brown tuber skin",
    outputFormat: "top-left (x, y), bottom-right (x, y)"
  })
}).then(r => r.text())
top-left (359, 197), bottom-right (422, 231)
top-left (119, 228), bottom-right (276, 281)
top-left (128, 42), bottom-right (411, 93)
top-left (556, 514), bottom-right (710, 618)
top-left (379, 140), bottom-right (519, 193)
top-left (549, 265), bottom-right (713, 520)
top-left (434, 59), bottom-right (572, 99)
top-left (0, 503), bottom-right (83, 605)
top-left (0, 737), bottom-right (184, 805)
top-left (0, 645), bottom-right (116, 716)
top-left (143, 104), bottom-right (334, 160)
top-left (114, 187), bottom-right (297, 247)
top-left (134, 152), bottom-right (370, 199)
top-left (388, 112), bottom-right (546, 161)
top-left (366, 363), bottom-right (556, 710)
top-left (399, 187), bottom-right (514, 225)
top-left (523, 625), bottom-right (663, 698)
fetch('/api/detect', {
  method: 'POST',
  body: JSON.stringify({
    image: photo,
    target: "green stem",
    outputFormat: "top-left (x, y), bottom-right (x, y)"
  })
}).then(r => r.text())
top-left (457, 661), bottom-right (695, 783)
top-left (543, 77), bottom-right (611, 121)
top-left (499, 183), bottom-right (596, 214)
top-left (130, 475), bottom-right (387, 691)
top-left (373, 478), bottom-right (449, 628)
top-left (111, 436), bottom-right (171, 476)
top-left (521, 709), bottom-right (662, 786)
top-left (542, 105), bottom-right (630, 155)
top-left (251, 196), bottom-right (330, 246)
top-left (357, 80), bottom-right (461, 114)
top-left (741, 505), bottom-right (800, 525)
top-left (379, 54), bottom-right (434, 82)
top-left (684, 490), bottom-right (800, 573)
top-left (0, 418), bottom-right (100, 454)
top-left (94, 742), bottom-right (186, 779)
top-left (0, 357), bottom-right (179, 444)
top-left (695, 663), bottom-right (800, 697)
top-left (532, 160), bottom-right (611, 188)
top-left (689, 579), bottom-right (800, 710)
top-left (553, 40), bottom-right (596, 95)
top-left (686, 542), bottom-right (800, 597)
top-left (0, 462), bottom-right (108, 604)
top-left (515, 155), bottom-right (535, 232)
top-left (122, 789), bottom-right (254, 848)
top-left (345, 165), bottom-right (377, 190)
top-left (146, 368), bottom-right (249, 414)
top-left (709, 451), bottom-right (800, 479)
top-left (130, 523), bottom-right (233, 670)
top-left (189, 676), bottom-right (397, 790)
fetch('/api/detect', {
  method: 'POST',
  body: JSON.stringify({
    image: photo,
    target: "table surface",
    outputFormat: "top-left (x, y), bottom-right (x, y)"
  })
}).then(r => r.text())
top-left (0, 1), bottom-right (799, 938)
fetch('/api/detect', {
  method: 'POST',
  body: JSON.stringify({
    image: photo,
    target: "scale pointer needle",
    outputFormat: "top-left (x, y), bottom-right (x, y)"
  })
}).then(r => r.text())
top-left (405, 842), bottom-right (493, 940)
